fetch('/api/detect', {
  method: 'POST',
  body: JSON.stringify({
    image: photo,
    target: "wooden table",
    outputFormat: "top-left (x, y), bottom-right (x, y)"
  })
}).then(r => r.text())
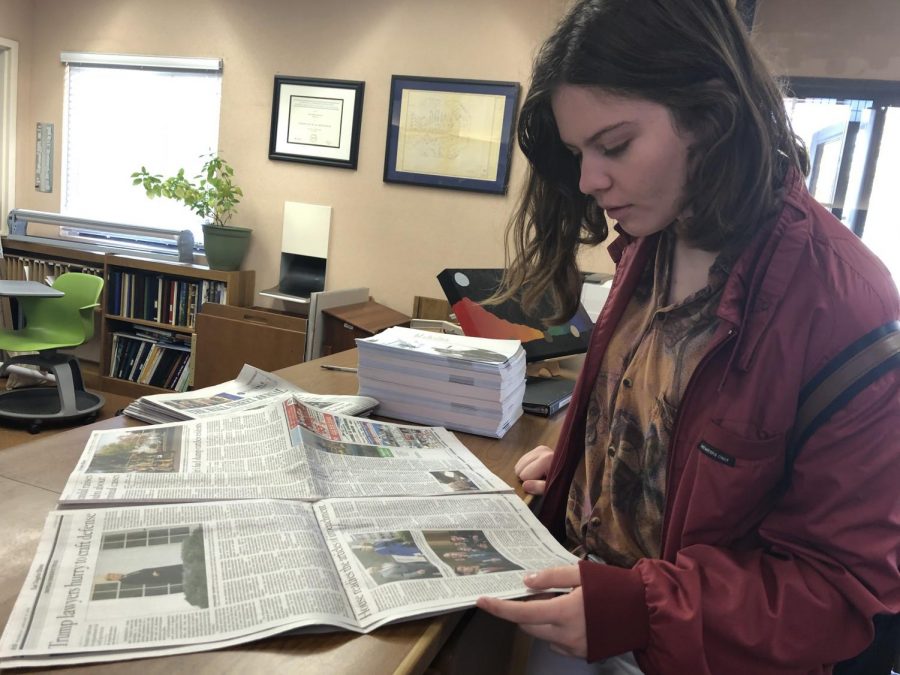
top-left (0, 350), bottom-right (580, 674)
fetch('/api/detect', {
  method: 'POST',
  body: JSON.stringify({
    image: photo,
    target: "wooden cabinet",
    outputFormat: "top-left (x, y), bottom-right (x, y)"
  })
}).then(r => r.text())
top-left (320, 300), bottom-right (410, 355)
top-left (193, 304), bottom-right (307, 388)
top-left (100, 255), bottom-right (254, 397)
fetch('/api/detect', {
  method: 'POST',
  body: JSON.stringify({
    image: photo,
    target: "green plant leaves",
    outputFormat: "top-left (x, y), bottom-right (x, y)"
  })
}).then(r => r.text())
top-left (131, 154), bottom-right (242, 227)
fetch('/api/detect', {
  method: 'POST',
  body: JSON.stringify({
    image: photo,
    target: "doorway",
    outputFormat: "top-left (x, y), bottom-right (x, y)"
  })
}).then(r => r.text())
top-left (0, 37), bottom-right (18, 234)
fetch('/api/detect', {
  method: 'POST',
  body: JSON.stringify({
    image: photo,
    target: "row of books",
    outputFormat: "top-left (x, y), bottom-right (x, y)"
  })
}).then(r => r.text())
top-left (109, 329), bottom-right (193, 391)
top-left (357, 326), bottom-right (527, 438)
top-left (106, 270), bottom-right (230, 327)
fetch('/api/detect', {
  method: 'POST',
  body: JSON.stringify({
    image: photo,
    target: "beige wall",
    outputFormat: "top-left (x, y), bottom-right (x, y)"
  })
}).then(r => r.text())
top-left (1, 0), bottom-right (897, 314)
top-left (753, 0), bottom-right (900, 79)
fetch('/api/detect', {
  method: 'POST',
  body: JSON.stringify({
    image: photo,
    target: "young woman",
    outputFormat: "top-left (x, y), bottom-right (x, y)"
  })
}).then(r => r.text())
top-left (476, 1), bottom-right (900, 673)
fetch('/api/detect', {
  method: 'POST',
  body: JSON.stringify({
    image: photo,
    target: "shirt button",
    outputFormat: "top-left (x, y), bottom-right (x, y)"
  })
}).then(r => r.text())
top-left (590, 517), bottom-right (601, 528)
top-left (607, 445), bottom-right (615, 457)
top-left (622, 377), bottom-right (633, 388)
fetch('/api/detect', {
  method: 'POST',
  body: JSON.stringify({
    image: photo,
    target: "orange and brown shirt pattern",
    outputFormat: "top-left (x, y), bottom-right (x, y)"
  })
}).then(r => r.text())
top-left (566, 230), bottom-right (731, 567)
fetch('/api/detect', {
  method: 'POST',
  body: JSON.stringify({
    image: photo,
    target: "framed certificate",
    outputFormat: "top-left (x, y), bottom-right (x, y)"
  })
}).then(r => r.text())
top-left (383, 75), bottom-right (519, 194)
top-left (269, 76), bottom-right (365, 169)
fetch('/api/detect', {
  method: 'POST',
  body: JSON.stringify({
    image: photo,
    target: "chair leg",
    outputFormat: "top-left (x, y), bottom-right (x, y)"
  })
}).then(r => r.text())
top-left (0, 350), bottom-right (104, 421)
top-left (50, 359), bottom-right (80, 417)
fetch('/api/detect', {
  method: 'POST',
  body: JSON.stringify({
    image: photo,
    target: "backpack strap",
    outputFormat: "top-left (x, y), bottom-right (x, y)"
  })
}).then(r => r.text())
top-left (788, 320), bottom-right (900, 464)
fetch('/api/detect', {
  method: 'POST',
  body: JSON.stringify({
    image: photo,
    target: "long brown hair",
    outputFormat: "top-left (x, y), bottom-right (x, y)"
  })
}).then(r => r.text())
top-left (498, 0), bottom-right (808, 322)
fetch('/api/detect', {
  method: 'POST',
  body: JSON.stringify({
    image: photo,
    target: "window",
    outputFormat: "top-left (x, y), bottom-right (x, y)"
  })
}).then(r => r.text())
top-left (784, 77), bottom-right (900, 283)
top-left (61, 52), bottom-right (222, 246)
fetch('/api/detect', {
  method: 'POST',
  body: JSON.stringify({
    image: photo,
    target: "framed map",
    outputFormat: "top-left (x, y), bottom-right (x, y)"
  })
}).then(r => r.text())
top-left (383, 76), bottom-right (519, 194)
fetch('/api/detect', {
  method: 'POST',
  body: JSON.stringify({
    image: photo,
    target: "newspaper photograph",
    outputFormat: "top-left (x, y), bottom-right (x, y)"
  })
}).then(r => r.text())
top-left (123, 364), bottom-right (379, 424)
top-left (317, 494), bottom-right (579, 630)
top-left (0, 496), bottom-right (577, 668)
top-left (60, 398), bottom-right (513, 506)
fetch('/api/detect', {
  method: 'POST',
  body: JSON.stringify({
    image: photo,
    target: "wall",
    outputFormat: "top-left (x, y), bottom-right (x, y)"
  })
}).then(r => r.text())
top-left (753, 0), bottom-right (900, 80)
top-left (3, 1), bottom-right (897, 315)
top-left (4, 0), bottom-right (615, 316)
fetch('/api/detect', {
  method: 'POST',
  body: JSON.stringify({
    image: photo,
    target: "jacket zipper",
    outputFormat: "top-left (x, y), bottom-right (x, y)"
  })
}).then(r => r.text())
top-left (658, 325), bottom-right (738, 551)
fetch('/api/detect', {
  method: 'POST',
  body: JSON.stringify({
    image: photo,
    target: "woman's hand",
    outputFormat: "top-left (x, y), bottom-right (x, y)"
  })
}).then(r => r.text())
top-left (477, 565), bottom-right (587, 658)
top-left (515, 445), bottom-right (555, 495)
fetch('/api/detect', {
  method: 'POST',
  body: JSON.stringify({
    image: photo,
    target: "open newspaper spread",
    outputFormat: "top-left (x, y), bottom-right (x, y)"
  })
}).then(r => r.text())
top-left (60, 397), bottom-right (512, 506)
top-left (123, 364), bottom-right (379, 424)
top-left (0, 495), bottom-right (578, 668)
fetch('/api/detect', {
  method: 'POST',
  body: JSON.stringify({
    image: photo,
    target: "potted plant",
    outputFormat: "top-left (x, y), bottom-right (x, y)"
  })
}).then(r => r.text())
top-left (132, 155), bottom-right (250, 271)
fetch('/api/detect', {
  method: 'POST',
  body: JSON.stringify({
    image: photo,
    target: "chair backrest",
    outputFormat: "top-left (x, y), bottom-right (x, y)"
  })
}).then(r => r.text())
top-left (20, 272), bottom-right (104, 345)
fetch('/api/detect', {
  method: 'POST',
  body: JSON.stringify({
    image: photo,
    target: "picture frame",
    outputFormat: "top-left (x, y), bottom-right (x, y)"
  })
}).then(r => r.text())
top-left (383, 75), bottom-right (520, 194)
top-left (269, 76), bottom-right (365, 170)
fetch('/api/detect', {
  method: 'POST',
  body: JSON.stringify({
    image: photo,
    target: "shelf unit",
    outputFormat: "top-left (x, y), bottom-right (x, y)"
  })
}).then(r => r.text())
top-left (100, 254), bottom-right (254, 397)
top-left (0, 239), bottom-right (105, 280)
top-left (0, 239), bottom-right (256, 397)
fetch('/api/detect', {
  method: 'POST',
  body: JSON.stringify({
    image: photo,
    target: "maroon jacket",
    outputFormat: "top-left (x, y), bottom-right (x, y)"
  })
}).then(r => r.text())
top-left (539, 175), bottom-right (900, 674)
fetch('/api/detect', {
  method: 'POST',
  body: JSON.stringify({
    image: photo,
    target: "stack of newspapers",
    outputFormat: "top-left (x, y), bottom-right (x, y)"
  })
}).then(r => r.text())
top-left (356, 326), bottom-right (527, 438)
top-left (123, 364), bottom-right (379, 424)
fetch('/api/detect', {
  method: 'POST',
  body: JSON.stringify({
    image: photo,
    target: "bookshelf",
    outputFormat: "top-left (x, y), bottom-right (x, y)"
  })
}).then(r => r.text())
top-left (0, 240), bottom-right (255, 397)
top-left (100, 254), bottom-right (254, 397)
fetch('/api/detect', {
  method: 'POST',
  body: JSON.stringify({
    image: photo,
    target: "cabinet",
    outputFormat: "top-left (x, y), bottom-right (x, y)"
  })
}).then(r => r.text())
top-left (100, 254), bottom-right (254, 397)
top-left (320, 300), bottom-right (410, 355)
top-left (193, 304), bottom-right (307, 388)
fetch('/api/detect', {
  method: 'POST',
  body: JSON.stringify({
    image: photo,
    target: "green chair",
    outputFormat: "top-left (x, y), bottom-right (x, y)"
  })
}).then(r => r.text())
top-left (0, 272), bottom-right (105, 431)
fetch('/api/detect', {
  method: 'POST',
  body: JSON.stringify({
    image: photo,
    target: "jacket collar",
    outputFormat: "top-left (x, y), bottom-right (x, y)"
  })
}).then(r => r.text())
top-left (718, 170), bottom-right (810, 373)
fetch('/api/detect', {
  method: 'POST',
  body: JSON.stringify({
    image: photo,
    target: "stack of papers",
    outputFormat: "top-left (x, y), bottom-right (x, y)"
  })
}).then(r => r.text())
top-left (356, 326), bottom-right (526, 438)
top-left (123, 364), bottom-right (379, 424)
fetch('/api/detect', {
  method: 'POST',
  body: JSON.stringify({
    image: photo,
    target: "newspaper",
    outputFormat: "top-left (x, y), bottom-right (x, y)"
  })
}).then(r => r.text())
top-left (0, 495), bottom-right (578, 668)
top-left (60, 397), bottom-right (513, 506)
top-left (123, 364), bottom-right (378, 424)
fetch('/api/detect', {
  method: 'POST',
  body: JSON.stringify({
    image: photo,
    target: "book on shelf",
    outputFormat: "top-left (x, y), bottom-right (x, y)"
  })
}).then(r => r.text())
top-left (0, 398), bottom-right (576, 668)
top-left (110, 331), bottom-right (192, 390)
top-left (107, 269), bottom-right (228, 327)
top-left (356, 326), bottom-right (527, 438)
top-left (123, 364), bottom-right (379, 424)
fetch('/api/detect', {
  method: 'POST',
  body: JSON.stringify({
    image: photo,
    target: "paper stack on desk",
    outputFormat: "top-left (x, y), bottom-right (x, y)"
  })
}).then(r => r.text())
top-left (356, 326), bottom-right (526, 438)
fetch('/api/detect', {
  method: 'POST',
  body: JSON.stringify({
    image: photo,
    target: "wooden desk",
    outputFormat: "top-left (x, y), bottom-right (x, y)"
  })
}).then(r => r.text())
top-left (0, 350), bottom-right (580, 674)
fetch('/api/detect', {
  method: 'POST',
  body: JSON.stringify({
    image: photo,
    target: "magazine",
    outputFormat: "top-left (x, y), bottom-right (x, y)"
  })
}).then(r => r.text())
top-left (0, 495), bottom-right (578, 668)
top-left (356, 327), bottom-right (527, 438)
top-left (357, 326), bottom-right (526, 376)
top-left (60, 397), bottom-right (513, 506)
top-left (122, 364), bottom-right (378, 424)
